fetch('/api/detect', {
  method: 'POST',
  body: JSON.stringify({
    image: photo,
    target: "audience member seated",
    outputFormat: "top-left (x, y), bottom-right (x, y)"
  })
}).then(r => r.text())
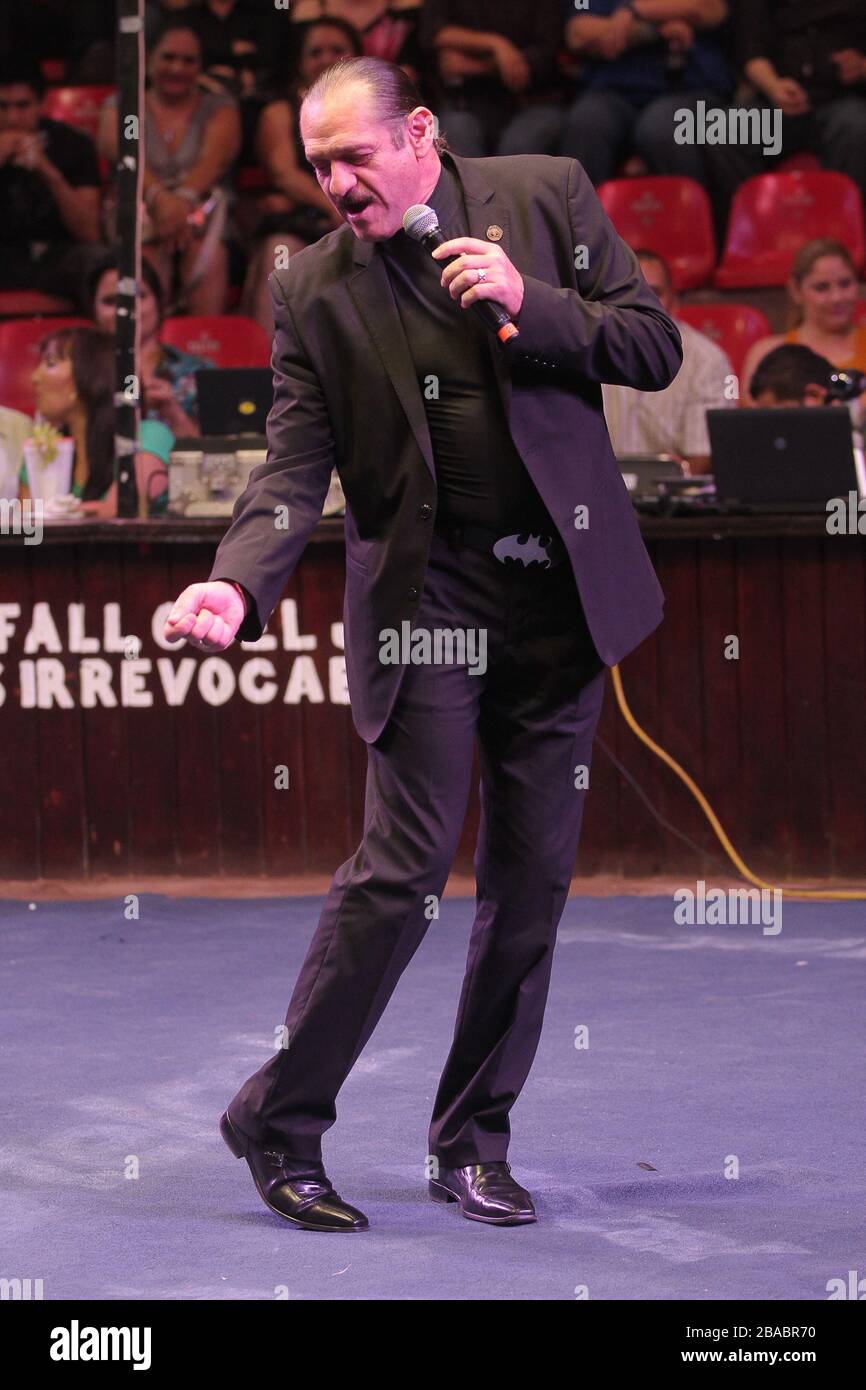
top-left (739, 240), bottom-right (866, 416)
top-left (602, 249), bottom-right (733, 474)
top-left (558, 1), bottom-right (732, 187)
top-left (193, 0), bottom-right (276, 100)
top-left (289, 2), bottom-right (423, 83)
top-left (145, 1), bottom-right (204, 50)
top-left (747, 343), bottom-right (840, 407)
top-left (98, 20), bottom-right (242, 315)
top-left (239, 17), bottom-right (361, 332)
top-left (0, 55), bottom-right (103, 303)
top-left (705, 0), bottom-right (866, 239)
top-left (0, 405), bottom-right (34, 501)
top-left (88, 254), bottom-right (213, 437)
top-left (191, 0), bottom-right (284, 163)
top-left (16, 326), bottom-right (174, 518)
top-left (417, 0), bottom-right (567, 157)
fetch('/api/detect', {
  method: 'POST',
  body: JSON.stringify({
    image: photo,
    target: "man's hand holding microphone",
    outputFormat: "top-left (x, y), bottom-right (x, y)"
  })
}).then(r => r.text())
top-left (163, 580), bottom-right (247, 651)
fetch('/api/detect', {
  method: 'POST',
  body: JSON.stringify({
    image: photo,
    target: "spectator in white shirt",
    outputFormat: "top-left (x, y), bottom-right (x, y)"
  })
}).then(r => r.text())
top-left (602, 249), bottom-right (734, 474)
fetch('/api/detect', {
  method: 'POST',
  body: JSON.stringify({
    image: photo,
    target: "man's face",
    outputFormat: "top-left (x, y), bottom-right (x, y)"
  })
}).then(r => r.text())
top-left (301, 86), bottom-right (437, 241)
top-left (639, 258), bottom-right (674, 312)
top-left (0, 84), bottom-right (41, 134)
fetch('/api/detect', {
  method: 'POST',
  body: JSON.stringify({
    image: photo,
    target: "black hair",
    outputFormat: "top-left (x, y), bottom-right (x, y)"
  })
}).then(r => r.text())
top-left (301, 54), bottom-right (449, 153)
top-left (297, 16), bottom-right (364, 64)
top-left (280, 16), bottom-right (364, 110)
top-left (151, 19), bottom-right (203, 57)
top-left (86, 255), bottom-right (165, 325)
top-left (37, 326), bottom-right (116, 502)
top-left (0, 54), bottom-right (46, 98)
top-left (749, 344), bottom-right (836, 403)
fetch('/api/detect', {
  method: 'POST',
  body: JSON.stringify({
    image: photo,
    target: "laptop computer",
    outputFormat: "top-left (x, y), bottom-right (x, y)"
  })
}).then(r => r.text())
top-left (707, 407), bottom-right (862, 511)
top-left (195, 367), bottom-right (272, 436)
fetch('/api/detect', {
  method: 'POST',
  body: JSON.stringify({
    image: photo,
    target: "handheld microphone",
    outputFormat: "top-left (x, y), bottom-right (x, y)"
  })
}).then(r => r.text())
top-left (402, 204), bottom-right (519, 345)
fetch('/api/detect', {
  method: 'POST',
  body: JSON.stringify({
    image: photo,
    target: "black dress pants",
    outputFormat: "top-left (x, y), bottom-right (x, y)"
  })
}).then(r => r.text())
top-left (228, 526), bottom-right (607, 1171)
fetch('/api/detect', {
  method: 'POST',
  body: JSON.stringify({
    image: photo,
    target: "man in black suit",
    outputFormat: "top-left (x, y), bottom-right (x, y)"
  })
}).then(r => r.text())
top-left (165, 56), bottom-right (682, 1231)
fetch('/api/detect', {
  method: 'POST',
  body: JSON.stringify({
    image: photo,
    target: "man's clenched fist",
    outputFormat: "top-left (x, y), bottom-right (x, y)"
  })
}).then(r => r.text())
top-left (163, 581), bottom-right (246, 651)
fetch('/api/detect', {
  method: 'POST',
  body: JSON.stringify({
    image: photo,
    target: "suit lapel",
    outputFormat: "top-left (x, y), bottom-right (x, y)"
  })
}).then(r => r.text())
top-left (346, 151), bottom-right (514, 483)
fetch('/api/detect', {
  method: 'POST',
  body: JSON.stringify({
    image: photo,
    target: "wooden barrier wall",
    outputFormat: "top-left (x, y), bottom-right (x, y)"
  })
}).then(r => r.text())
top-left (1, 515), bottom-right (864, 882)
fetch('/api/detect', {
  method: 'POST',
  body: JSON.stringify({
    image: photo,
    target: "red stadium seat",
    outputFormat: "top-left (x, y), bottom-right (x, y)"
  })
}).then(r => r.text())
top-left (597, 176), bottom-right (716, 291)
top-left (0, 317), bottom-right (90, 416)
top-left (715, 172), bottom-right (866, 289)
top-left (676, 302), bottom-right (772, 381)
top-left (160, 315), bottom-right (272, 367)
top-left (42, 85), bottom-right (114, 143)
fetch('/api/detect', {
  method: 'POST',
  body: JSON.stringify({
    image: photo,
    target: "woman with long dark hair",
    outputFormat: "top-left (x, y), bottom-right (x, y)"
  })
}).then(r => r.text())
top-left (289, 0), bottom-right (422, 73)
top-left (17, 326), bottom-right (174, 516)
top-left (89, 253), bottom-right (212, 437)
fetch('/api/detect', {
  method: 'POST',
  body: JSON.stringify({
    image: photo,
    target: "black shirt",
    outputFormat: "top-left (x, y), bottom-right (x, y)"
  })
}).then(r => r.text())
top-left (378, 154), bottom-right (554, 532)
top-left (0, 116), bottom-right (101, 252)
top-left (192, 1), bottom-right (271, 78)
top-left (418, 0), bottom-right (566, 104)
top-left (736, 0), bottom-right (866, 100)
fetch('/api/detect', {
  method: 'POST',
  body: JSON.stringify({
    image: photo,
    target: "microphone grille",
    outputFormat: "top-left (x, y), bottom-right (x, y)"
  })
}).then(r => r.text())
top-left (403, 203), bottom-right (439, 241)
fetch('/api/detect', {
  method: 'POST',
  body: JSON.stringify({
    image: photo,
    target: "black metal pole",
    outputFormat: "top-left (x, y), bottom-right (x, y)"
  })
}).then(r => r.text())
top-left (113, 0), bottom-right (145, 517)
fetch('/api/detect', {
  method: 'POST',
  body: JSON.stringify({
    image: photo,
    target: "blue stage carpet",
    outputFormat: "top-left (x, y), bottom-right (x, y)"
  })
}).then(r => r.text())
top-left (1, 893), bottom-right (864, 1301)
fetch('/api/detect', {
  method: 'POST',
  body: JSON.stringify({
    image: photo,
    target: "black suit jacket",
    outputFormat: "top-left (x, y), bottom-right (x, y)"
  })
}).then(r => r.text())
top-left (210, 150), bottom-right (683, 743)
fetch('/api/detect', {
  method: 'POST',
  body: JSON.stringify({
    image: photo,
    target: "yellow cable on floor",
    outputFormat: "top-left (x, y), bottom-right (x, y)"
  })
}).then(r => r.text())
top-left (609, 663), bottom-right (866, 902)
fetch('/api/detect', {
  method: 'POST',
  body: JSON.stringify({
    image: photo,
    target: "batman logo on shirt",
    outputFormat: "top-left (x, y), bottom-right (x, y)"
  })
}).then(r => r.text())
top-left (493, 534), bottom-right (554, 568)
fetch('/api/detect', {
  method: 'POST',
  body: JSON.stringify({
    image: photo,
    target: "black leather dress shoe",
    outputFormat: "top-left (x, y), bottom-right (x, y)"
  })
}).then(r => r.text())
top-left (219, 1110), bottom-right (368, 1231)
top-left (429, 1161), bottom-right (537, 1225)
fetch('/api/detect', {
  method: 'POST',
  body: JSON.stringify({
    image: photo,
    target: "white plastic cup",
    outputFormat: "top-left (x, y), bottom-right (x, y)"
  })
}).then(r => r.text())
top-left (23, 437), bottom-right (75, 502)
